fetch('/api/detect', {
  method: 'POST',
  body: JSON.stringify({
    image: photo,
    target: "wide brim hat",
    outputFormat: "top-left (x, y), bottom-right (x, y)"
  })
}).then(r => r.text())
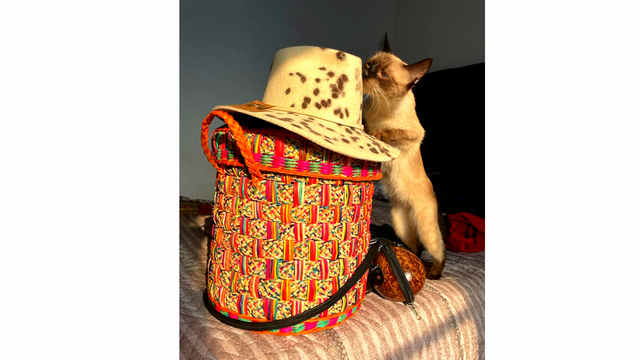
top-left (213, 46), bottom-right (400, 162)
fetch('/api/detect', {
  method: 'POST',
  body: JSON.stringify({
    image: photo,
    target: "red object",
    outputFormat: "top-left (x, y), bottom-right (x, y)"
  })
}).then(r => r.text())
top-left (444, 213), bottom-right (485, 252)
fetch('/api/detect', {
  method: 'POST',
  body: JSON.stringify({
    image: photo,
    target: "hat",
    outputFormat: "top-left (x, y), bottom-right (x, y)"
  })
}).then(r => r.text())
top-left (212, 46), bottom-right (400, 162)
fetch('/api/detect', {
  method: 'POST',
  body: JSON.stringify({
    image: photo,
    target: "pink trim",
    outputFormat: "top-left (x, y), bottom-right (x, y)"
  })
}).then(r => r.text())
top-left (320, 163), bottom-right (333, 174)
top-left (271, 155), bottom-right (285, 168)
top-left (297, 160), bottom-right (310, 171)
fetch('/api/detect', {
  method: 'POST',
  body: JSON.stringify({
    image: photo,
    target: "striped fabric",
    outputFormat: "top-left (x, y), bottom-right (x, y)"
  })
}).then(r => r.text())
top-left (211, 127), bottom-right (382, 181)
top-left (180, 198), bottom-right (485, 359)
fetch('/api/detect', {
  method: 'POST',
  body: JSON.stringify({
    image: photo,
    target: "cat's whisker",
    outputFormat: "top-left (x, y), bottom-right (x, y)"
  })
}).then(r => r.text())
top-left (364, 106), bottom-right (373, 116)
top-left (377, 86), bottom-right (384, 112)
top-left (364, 94), bottom-right (374, 116)
top-left (370, 86), bottom-right (380, 118)
top-left (372, 86), bottom-right (382, 119)
top-left (381, 88), bottom-right (391, 115)
top-left (373, 82), bottom-right (391, 115)
top-left (366, 87), bottom-right (376, 117)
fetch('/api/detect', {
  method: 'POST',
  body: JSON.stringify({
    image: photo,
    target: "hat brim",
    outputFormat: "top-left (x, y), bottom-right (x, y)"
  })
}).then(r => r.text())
top-left (212, 102), bottom-right (400, 162)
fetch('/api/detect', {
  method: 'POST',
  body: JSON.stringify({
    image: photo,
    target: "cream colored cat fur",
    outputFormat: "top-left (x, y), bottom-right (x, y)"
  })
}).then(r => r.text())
top-left (362, 45), bottom-right (445, 279)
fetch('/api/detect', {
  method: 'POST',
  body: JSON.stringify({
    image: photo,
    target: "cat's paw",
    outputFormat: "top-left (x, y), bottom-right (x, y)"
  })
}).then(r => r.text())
top-left (425, 269), bottom-right (442, 280)
top-left (369, 131), bottom-right (387, 143)
top-left (426, 261), bottom-right (444, 280)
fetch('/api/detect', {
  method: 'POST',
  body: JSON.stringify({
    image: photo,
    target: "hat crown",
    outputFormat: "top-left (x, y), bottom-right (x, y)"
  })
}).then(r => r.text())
top-left (262, 46), bottom-right (364, 129)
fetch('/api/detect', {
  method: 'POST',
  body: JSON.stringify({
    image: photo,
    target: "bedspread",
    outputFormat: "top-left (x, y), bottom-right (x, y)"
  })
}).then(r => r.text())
top-left (180, 199), bottom-right (485, 360)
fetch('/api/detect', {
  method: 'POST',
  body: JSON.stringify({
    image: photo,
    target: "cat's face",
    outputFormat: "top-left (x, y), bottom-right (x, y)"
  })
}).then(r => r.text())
top-left (362, 52), bottom-right (433, 102)
top-left (363, 52), bottom-right (411, 101)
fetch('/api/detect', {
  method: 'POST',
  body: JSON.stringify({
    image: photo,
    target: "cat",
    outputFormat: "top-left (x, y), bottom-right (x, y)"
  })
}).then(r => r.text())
top-left (362, 34), bottom-right (446, 280)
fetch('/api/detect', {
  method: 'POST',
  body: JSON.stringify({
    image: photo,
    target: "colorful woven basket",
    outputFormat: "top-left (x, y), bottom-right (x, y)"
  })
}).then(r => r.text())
top-left (201, 110), bottom-right (380, 335)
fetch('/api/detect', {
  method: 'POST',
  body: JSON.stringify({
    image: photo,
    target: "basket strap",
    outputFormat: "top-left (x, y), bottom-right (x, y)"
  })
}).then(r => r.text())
top-left (203, 239), bottom-right (384, 331)
top-left (201, 110), bottom-right (264, 186)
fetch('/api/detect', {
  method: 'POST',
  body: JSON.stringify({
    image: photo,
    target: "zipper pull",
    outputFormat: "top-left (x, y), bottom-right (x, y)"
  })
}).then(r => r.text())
top-left (406, 302), bottom-right (421, 320)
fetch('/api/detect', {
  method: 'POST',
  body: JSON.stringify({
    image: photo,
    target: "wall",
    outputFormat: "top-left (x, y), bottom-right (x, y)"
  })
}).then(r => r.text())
top-left (393, 0), bottom-right (485, 71)
top-left (180, 0), bottom-right (484, 200)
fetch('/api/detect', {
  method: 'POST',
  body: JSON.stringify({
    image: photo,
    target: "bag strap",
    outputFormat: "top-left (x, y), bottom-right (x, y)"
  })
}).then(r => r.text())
top-left (203, 239), bottom-right (383, 331)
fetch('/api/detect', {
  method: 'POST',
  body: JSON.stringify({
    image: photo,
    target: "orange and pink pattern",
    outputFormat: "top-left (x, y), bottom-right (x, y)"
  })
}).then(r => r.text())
top-left (202, 110), bottom-right (378, 335)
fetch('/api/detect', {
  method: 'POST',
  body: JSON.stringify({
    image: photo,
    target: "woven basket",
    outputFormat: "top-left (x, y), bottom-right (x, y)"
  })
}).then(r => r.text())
top-left (201, 110), bottom-right (380, 335)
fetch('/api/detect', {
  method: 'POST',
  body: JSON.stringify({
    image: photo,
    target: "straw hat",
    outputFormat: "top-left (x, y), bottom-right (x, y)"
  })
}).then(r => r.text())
top-left (213, 46), bottom-right (400, 162)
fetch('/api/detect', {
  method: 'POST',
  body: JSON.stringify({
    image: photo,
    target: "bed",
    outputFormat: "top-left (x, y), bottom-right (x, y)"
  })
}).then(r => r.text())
top-left (180, 197), bottom-right (485, 360)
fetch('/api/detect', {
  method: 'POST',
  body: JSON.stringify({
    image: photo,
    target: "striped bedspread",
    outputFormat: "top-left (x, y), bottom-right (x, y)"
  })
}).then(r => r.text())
top-left (180, 199), bottom-right (485, 359)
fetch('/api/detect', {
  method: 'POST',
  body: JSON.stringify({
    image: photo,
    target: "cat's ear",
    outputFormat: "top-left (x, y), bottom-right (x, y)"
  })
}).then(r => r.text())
top-left (380, 32), bottom-right (392, 53)
top-left (406, 58), bottom-right (433, 88)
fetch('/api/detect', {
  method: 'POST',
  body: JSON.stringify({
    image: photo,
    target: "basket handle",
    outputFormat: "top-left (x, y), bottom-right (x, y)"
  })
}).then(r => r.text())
top-left (201, 110), bottom-right (264, 186)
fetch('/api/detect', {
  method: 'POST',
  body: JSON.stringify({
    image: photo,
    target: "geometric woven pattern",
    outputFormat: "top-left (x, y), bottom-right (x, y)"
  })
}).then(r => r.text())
top-left (206, 126), bottom-right (377, 335)
top-left (212, 127), bottom-right (383, 181)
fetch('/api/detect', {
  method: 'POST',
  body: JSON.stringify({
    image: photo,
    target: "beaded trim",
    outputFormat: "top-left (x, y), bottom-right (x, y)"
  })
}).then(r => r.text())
top-left (206, 291), bottom-right (363, 335)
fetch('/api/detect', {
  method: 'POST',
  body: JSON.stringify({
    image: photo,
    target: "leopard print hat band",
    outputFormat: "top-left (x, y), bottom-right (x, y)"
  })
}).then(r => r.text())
top-left (213, 46), bottom-right (400, 162)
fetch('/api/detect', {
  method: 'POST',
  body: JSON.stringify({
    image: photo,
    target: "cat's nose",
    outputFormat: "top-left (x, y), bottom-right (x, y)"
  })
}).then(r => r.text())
top-left (363, 68), bottom-right (371, 77)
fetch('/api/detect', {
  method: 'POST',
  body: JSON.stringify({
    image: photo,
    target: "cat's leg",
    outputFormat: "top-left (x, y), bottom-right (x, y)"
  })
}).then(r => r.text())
top-left (390, 200), bottom-right (419, 254)
top-left (410, 195), bottom-right (446, 280)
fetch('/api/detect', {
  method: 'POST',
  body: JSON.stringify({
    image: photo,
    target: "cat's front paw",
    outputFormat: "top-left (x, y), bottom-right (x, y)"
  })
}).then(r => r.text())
top-left (426, 268), bottom-right (442, 280)
top-left (426, 260), bottom-right (444, 280)
top-left (369, 131), bottom-right (387, 143)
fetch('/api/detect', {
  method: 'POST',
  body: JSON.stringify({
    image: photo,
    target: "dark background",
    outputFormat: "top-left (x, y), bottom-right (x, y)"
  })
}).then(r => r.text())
top-left (181, 0), bottom-right (485, 216)
top-left (416, 63), bottom-right (485, 217)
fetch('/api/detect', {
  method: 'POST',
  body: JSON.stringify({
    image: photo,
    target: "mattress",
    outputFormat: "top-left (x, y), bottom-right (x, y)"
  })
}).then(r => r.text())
top-left (180, 198), bottom-right (485, 359)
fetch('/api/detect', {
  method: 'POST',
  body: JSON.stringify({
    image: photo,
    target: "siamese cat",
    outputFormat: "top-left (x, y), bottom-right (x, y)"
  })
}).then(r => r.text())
top-left (362, 35), bottom-right (445, 279)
